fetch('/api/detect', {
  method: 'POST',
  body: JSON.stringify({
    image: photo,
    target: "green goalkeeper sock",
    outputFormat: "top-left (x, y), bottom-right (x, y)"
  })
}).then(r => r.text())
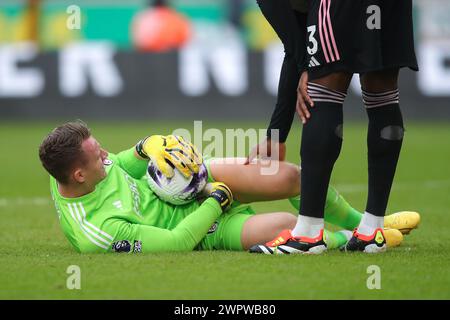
top-left (324, 230), bottom-right (352, 249)
top-left (289, 185), bottom-right (362, 230)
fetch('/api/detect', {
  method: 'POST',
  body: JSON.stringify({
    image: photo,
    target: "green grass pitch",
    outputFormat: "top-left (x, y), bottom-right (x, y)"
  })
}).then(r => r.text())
top-left (1, 120), bottom-right (449, 299)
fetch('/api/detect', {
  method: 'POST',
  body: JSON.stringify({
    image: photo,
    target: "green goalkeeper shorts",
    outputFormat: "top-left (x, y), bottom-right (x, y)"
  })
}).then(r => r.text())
top-left (195, 157), bottom-right (256, 251)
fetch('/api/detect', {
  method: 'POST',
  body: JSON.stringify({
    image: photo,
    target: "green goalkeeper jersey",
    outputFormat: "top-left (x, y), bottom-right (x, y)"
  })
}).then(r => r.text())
top-left (49, 148), bottom-right (222, 254)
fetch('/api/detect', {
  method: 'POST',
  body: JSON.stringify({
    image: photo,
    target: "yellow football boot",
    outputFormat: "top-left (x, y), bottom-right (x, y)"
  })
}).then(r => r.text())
top-left (384, 211), bottom-right (421, 235)
top-left (383, 228), bottom-right (404, 248)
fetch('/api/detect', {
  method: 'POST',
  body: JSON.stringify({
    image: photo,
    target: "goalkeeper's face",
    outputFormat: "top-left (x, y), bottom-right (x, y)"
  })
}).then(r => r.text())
top-left (78, 136), bottom-right (108, 186)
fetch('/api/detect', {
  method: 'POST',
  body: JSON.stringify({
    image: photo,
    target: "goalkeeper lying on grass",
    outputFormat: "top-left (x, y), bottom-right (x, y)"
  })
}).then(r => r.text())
top-left (38, 121), bottom-right (419, 254)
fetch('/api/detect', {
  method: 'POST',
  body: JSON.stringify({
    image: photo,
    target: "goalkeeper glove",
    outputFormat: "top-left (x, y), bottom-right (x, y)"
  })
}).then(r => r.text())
top-left (204, 182), bottom-right (233, 212)
top-left (136, 135), bottom-right (203, 178)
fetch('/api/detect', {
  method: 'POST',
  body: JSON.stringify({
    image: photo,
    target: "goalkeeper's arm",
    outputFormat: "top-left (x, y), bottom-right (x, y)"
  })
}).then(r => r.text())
top-left (106, 182), bottom-right (232, 253)
top-left (115, 147), bottom-right (149, 179)
top-left (109, 198), bottom-right (223, 253)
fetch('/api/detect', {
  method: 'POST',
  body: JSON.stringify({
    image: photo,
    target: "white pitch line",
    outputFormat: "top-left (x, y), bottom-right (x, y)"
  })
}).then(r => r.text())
top-left (0, 197), bottom-right (51, 207)
top-left (0, 179), bottom-right (449, 206)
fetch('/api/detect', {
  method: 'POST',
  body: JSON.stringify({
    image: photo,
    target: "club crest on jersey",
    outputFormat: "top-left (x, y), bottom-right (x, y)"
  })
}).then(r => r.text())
top-left (208, 221), bottom-right (218, 234)
top-left (103, 159), bottom-right (113, 166)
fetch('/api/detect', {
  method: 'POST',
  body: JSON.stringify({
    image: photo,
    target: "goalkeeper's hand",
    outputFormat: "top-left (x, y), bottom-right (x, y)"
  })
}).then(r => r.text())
top-left (136, 135), bottom-right (203, 178)
top-left (203, 182), bottom-right (233, 212)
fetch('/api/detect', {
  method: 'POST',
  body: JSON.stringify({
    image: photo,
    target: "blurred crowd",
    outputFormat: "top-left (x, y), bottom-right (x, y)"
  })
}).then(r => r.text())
top-left (0, 0), bottom-right (281, 52)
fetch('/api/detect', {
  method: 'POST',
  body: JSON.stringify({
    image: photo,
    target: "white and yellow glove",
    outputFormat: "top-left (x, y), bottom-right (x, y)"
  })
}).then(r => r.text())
top-left (136, 135), bottom-right (203, 178)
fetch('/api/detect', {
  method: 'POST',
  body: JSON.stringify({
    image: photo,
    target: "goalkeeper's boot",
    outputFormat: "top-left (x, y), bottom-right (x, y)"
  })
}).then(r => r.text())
top-left (249, 229), bottom-right (327, 255)
top-left (384, 211), bottom-right (421, 235)
top-left (342, 228), bottom-right (386, 253)
top-left (383, 228), bottom-right (403, 248)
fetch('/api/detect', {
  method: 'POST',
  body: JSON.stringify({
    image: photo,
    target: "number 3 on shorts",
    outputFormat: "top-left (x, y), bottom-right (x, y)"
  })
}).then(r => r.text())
top-left (307, 25), bottom-right (318, 55)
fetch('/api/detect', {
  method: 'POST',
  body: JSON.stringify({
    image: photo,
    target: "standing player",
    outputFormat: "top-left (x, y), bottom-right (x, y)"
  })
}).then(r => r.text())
top-left (253, 0), bottom-right (419, 254)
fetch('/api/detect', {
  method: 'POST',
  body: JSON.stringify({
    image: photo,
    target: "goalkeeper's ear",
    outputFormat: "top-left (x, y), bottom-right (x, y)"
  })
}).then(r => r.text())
top-left (73, 168), bottom-right (86, 183)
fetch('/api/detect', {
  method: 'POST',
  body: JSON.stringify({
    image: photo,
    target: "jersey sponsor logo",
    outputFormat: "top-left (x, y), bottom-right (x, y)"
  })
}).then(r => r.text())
top-left (112, 240), bottom-right (132, 253)
top-left (124, 173), bottom-right (142, 217)
top-left (208, 221), bottom-right (218, 234)
top-left (103, 159), bottom-right (113, 166)
top-left (133, 240), bottom-right (142, 253)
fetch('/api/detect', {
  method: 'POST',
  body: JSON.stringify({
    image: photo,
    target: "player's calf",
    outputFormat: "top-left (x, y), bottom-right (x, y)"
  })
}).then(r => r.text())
top-left (357, 88), bottom-right (404, 238)
top-left (294, 82), bottom-right (347, 239)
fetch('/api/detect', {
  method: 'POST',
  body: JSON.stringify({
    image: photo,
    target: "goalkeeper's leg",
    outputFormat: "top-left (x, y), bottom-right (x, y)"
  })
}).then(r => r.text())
top-left (208, 158), bottom-right (300, 203)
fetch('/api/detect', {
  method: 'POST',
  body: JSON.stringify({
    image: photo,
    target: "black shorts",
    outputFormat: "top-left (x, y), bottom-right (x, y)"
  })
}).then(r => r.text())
top-left (306, 0), bottom-right (419, 80)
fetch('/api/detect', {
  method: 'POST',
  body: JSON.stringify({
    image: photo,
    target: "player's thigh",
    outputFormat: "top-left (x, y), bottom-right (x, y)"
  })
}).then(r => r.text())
top-left (311, 72), bottom-right (353, 93)
top-left (198, 206), bottom-right (255, 251)
top-left (241, 212), bottom-right (297, 250)
top-left (209, 158), bottom-right (301, 203)
top-left (359, 68), bottom-right (399, 92)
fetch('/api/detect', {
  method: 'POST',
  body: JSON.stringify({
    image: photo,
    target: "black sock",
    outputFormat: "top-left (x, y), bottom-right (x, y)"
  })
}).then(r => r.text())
top-left (299, 83), bottom-right (346, 218)
top-left (363, 89), bottom-right (404, 217)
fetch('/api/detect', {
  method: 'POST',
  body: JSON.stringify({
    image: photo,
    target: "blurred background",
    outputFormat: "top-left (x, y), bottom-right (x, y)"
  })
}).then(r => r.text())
top-left (0, 0), bottom-right (449, 121)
